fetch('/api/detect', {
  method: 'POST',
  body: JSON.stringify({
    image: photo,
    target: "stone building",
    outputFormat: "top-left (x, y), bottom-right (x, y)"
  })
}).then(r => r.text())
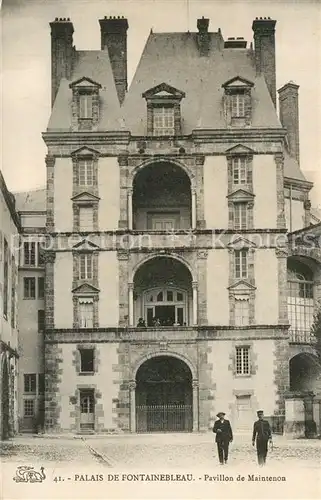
top-left (0, 170), bottom-right (19, 439)
top-left (37, 15), bottom-right (321, 435)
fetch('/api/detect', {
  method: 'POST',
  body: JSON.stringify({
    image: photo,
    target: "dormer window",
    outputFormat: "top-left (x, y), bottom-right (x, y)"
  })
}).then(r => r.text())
top-left (69, 77), bottom-right (102, 131)
top-left (79, 94), bottom-right (93, 119)
top-left (231, 92), bottom-right (245, 118)
top-left (222, 76), bottom-right (254, 127)
top-left (153, 106), bottom-right (175, 136)
top-left (142, 83), bottom-right (185, 137)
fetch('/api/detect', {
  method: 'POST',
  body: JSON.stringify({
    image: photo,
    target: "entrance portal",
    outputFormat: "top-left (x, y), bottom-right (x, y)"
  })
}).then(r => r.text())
top-left (135, 356), bottom-right (193, 432)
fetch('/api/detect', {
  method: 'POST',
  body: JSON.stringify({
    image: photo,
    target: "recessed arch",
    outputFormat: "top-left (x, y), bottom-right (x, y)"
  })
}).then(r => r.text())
top-left (130, 157), bottom-right (195, 184)
top-left (134, 354), bottom-right (195, 432)
top-left (131, 253), bottom-right (195, 283)
top-left (132, 350), bottom-right (197, 381)
top-left (132, 255), bottom-right (194, 327)
top-left (289, 352), bottom-right (321, 392)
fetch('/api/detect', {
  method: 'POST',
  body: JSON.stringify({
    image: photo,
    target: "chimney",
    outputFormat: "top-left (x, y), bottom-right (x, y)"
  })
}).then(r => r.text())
top-left (197, 17), bottom-right (210, 56)
top-left (252, 17), bottom-right (277, 107)
top-left (50, 18), bottom-right (74, 107)
top-left (99, 16), bottom-right (129, 105)
top-left (278, 82), bottom-right (300, 165)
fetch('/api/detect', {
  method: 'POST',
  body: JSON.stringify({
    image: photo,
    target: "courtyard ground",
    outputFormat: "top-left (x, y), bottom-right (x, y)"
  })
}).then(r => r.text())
top-left (1, 432), bottom-right (321, 468)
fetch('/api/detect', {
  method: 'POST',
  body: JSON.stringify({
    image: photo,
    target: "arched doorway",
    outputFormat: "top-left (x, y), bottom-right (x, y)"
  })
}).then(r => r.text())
top-left (289, 353), bottom-right (321, 392)
top-left (1, 356), bottom-right (10, 440)
top-left (135, 356), bottom-right (193, 432)
top-left (132, 162), bottom-right (192, 231)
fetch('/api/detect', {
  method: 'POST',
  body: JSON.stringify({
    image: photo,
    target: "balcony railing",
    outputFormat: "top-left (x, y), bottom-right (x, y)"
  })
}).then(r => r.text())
top-left (289, 329), bottom-right (317, 344)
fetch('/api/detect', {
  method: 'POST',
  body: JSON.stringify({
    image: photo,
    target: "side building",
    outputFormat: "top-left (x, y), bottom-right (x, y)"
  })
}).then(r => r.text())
top-left (0, 170), bottom-right (20, 439)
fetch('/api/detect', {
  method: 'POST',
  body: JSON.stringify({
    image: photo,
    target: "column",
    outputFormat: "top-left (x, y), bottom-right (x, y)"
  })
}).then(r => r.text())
top-left (192, 380), bottom-right (199, 431)
top-left (127, 189), bottom-right (133, 230)
top-left (192, 281), bottom-right (198, 326)
top-left (129, 381), bottom-right (136, 433)
top-left (128, 282), bottom-right (134, 326)
top-left (191, 189), bottom-right (197, 229)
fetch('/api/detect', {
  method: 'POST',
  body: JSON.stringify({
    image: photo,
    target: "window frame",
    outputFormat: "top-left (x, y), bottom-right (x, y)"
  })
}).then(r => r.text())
top-left (234, 250), bottom-right (248, 279)
top-left (233, 202), bottom-right (248, 230)
top-left (235, 346), bottom-right (251, 376)
top-left (79, 348), bottom-right (95, 374)
top-left (24, 373), bottom-right (37, 393)
top-left (79, 205), bottom-right (94, 232)
top-left (23, 277), bottom-right (36, 299)
top-left (78, 298), bottom-right (94, 328)
top-left (79, 253), bottom-right (93, 280)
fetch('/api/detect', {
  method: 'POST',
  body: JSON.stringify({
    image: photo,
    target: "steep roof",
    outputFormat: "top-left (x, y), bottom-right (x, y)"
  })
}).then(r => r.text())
top-left (14, 188), bottom-right (46, 212)
top-left (283, 152), bottom-right (308, 182)
top-left (121, 32), bottom-right (281, 134)
top-left (47, 51), bottom-right (122, 131)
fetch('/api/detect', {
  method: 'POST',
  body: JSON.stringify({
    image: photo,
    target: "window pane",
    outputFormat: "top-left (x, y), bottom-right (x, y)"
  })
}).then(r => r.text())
top-left (79, 160), bottom-right (94, 186)
top-left (24, 399), bottom-right (35, 417)
top-left (167, 291), bottom-right (173, 301)
top-left (153, 106), bottom-right (174, 136)
top-left (79, 95), bottom-right (93, 119)
top-left (236, 347), bottom-right (250, 375)
top-left (38, 277), bottom-right (45, 299)
top-left (235, 299), bottom-right (249, 326)
top-left (24, 242), bottom-right (36, 266)
top-left (38, 310), bottom-right (45, 332)
top-left (79, 302), bottom-right (94, 328)
top-left (24, 278), bottom-right (36, 299)
top-left (24, 374), bottom-right (37, 393)
top-left (79, 254), bottom-right (93, 280)
top-left (80, 349), bottom-right (94, 372)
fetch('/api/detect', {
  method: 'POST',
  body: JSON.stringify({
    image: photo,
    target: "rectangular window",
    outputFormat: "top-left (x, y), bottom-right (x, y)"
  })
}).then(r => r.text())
top-left (232, 157), bottom-right (248, 185)
top-left (38, 374), bottom-right (45, 395)
top-left (79, 206), bottom-right (94, 232)
top-left (79, 300), bottom-right (94, 328)
top-left (235, 250), bottom-right (248, 279)
top-left (24, 374), bottom-right (37, 393)
top-left (153, 106), bottom-right (174, 136)
top-left (38, 309), bottom-right (45, 332)
top-left (78, 159), bottom-right (94, 186)
top-left (24, 399), bottom-right (35, 417)
top-left (234, 203), bottom-right (248, 230)
top-left (37, 242), bottom-right (45, 266)
top-left (79, 254), bottom-right (93, 280)
top-left (235, 298), bottom-right (250, 326)
top-left (288, 281), bottom-right (314, 340)
top-left (3, 239), bottom-right (8, 317)
top-left (79, 349), bottom-right (94, 372)
top-left (79, 94), bottom-right (93, 119)
top-left (235, 346), bottom-right (250, 375)
top-left (38, 277), bottom-right (45, 299)
top-left (24, 242), bottom-right (36, 266)
top-left (24, 277), bottom-right (36, 299)
top-left (231, 93), bottom-right (245, 117)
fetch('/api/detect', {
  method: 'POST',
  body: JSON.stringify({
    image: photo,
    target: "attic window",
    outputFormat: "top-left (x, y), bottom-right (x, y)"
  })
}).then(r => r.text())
top-left (69, 77), bottom-right (102, 131)
top-left (222, 77), bottom-right (254, 127)
top-left (142, 83), bottom-right (185, 137)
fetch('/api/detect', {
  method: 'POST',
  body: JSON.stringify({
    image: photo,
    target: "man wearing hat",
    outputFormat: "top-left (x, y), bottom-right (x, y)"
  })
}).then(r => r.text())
top-left (252, 410), bottom-right (272, 466)
top-left (213, 412), bottom-right (233, 465)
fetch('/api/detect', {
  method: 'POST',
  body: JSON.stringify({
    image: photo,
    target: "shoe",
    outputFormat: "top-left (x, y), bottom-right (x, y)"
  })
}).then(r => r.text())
top-left (219, 462), bottom-right (224, 465)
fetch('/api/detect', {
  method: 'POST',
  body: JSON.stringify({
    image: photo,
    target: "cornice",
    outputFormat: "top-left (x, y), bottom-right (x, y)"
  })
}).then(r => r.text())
top-left (42, 131), bottom-right (131, 146)
top-left (284, 176), bottom-right (313, 191)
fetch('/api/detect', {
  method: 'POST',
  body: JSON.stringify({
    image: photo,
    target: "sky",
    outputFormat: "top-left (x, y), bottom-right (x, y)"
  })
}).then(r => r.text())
top-left (1, 0), bottom-right (321, 206)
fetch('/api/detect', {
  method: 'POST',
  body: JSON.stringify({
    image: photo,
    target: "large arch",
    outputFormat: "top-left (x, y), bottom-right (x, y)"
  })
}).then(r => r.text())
top-left (130, 158), bottom-right (195, 185)
top-left (135, 355), bottom-right (193, 433)
top-left (132, 161), bottom-right (192, 231)
top-left (289, 352), bottom-right (321, 392)
top-left (1, 355), bottom-right (10, 440)
top-left (132, 255), bottom-right (195, 327)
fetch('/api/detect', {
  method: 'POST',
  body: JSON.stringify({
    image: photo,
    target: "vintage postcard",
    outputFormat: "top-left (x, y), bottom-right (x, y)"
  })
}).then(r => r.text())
top-left (1, 0), bottom-right (321, 499)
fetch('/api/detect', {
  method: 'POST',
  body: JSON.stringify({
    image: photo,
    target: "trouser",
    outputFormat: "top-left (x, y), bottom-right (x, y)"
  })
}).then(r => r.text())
top-left (217, 440), bottom-right (229, 463)
top-left (256, 439), bottom-right (268, 465)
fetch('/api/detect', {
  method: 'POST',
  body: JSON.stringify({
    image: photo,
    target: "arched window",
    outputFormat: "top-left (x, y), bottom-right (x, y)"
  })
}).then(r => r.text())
top-left (143, 287), bottom-right (188, 327)
top-left (287, 262), bottom-right (314, 340)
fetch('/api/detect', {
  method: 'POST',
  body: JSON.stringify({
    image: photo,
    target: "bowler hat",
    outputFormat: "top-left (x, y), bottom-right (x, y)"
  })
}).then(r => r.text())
top-left (216, 412), bottom-right (226, 418)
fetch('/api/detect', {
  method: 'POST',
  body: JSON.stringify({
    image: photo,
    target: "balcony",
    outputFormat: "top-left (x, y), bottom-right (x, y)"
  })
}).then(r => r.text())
top-left (289, 329), bottom-right (317, 344)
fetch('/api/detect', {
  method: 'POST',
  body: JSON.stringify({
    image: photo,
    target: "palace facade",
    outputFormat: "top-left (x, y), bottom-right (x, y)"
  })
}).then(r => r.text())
top-left (2, 15), bottom-right (321, 438)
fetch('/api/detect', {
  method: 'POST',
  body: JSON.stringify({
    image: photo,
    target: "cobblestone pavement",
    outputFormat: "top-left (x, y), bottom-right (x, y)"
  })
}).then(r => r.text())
top-left (1, 433), bottom-right (321, 469)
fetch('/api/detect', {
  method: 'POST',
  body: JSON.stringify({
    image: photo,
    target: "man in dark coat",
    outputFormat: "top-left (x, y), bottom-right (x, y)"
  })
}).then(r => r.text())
top-left (252, 410), bottom-right (272, 466)
top-left (213, 412), bottom-right (233, 464)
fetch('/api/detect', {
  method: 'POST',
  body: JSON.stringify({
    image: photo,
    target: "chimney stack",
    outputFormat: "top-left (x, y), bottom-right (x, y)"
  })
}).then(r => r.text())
top-left (252, 17), bottom-right (277, 107)
top-left (99, 16), bottom-right (129, 105)
top-left (50, 18), bottom-right (74, 107)
top-left (197, 17), bottom-right (210, 56)
top-left (278, 82), bottom-right (300, 165)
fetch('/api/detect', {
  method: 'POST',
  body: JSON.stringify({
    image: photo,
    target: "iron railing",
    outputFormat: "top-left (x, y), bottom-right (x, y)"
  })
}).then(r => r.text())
top-left (136, 404), bottom-right (193, 433)
top-left (289, 329), bottom-right (317, 344)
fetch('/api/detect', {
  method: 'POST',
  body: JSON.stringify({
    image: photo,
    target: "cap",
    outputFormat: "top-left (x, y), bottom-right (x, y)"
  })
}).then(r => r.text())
top-left (216, 412), bottom-right (226, 418)
top-left (257, 410), bottom-right (264, 415)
